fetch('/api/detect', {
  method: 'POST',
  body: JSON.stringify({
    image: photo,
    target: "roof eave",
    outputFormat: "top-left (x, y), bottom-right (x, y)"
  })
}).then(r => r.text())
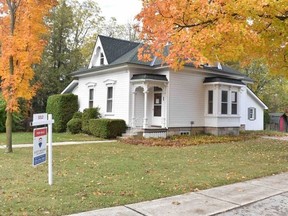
top-left (247, 88), bottom-right (268, 109)
top-left (61, 80), bottom-right (79, 94)
top-left (71, 63), bottom-right (162, 78)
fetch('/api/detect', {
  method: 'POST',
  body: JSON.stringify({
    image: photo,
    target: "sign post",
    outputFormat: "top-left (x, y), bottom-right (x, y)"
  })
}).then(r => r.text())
top-left (31, 113), bottom-right (54, 186)
top-left (48, 114), bottom-right (53, 185)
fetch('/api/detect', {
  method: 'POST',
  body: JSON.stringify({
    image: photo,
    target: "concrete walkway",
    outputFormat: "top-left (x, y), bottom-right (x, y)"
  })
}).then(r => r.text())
top-left (262, 136), bottom-right (288, 141)
top-left (0, 140), bottom-right (116, 149)
top-left (68, 172), bottom-right (288, 216)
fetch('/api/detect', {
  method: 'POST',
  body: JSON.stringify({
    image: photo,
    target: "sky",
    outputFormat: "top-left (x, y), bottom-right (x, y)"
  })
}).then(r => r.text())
top-left (97, 0), bottom-right (142, 24)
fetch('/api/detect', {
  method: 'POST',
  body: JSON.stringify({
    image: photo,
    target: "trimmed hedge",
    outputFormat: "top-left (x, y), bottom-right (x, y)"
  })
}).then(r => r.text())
top-left (67, 118), bottom-right (82, 134)
top-left (46, 94), bottom-right (78, 132)
top-left (73, 111), bottom-right (83, 119)
top-left (89, 119), bottom-right (126, 139)
top-left (82, 107), bottom-right (101, 134)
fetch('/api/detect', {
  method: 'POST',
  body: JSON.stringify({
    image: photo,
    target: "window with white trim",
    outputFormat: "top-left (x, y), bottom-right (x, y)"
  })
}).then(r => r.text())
top-left (103, 79), bottom-right (116, 114)
top-left (86, 82), bottom-right (96, 108)
top-left (89, 88), bottom-right (94, 108)
top-left (248, 107), bottom-right (256, 120)
top-left (106, 86), bottom-right (113, 113)
top-left (221, 90), bottom-right (228, 114)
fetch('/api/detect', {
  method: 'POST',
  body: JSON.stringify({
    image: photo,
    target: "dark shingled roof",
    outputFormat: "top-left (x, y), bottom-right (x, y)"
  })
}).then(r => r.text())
top-left (99, 35), bottom-right (140, 64)
top-left (203, 77), bottom-right (245, 85)
top-left (131, 74), bottom-right (168, 81)
top-left (72, 35), bottom-right (252, 83)
top-left (202, 65), bottom-right (253, 83)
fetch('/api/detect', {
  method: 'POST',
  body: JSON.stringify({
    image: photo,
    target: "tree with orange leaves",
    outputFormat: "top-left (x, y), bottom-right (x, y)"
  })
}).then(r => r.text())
top-left (136, 0), bottom-right (287, 74)
top-left (0, 0), bottom-right (57, 153)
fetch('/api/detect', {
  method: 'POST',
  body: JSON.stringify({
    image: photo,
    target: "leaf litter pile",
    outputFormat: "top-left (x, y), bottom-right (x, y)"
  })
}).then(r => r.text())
top-left (122, 131), bottom-right (286, 147)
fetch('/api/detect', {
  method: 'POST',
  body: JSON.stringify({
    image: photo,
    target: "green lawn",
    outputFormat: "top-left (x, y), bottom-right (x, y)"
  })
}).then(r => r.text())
top-left (0, 138), bottom-right (287, 215)
top-left (0, 132), bottom-right (102, 145)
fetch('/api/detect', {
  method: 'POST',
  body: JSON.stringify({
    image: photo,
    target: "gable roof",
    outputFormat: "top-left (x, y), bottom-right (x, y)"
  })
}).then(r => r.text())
top-left (73, 35), bottom-right (251, 83)
top-left (99, 35), bottom-right (140, 64)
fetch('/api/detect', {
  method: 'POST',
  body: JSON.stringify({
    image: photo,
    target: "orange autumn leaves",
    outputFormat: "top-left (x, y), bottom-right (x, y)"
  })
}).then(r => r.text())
top-left (136, 0), bottom-right (287, 74)
top-left (0, 0), bottom-right (57, 112)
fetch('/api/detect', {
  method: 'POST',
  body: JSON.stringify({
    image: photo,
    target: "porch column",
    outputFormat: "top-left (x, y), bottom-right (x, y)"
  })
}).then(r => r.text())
top-left (131, 91), bottom-right (136, 128)
top-left (161, 87), bottom-right (166, 128)
top-left (143, 89), bottom-right (149, 128)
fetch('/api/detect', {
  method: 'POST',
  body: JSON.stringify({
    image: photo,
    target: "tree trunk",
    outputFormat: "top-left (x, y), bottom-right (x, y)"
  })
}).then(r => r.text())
top-left (5, 111), bottom-right (13, 153)
top-left (5, 1), bottom-right (16, 153)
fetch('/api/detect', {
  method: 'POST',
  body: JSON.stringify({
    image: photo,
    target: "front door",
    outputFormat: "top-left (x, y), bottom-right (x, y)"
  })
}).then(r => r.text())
top-left (151, 88), bottom-right (162, 126)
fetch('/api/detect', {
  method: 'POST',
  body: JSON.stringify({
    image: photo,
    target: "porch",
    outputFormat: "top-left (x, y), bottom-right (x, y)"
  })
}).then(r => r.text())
top-left (130, 74), bottom-right (168, 137)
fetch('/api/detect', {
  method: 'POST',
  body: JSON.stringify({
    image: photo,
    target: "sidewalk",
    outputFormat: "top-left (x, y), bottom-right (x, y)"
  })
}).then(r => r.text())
top-left (68, 172), bottom-right (288, 216)
top-left (0, 140), bottom-right (116, 149)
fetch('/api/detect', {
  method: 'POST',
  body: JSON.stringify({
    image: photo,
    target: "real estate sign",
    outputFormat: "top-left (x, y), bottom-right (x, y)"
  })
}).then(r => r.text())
top-left (33, 127), bottom-right (47, 166)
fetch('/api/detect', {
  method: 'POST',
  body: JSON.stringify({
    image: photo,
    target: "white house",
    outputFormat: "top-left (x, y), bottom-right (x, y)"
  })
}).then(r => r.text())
top-left (62, 35), bottom-right (268, 137)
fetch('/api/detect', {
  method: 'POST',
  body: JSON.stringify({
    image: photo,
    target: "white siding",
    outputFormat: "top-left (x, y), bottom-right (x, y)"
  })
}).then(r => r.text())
top-left (240, 88), bottom-right (264, 130)
top-left (168, 70), bottom-right (205, 127)
top-left (71, 67), bottom-right (265, 131)
top-left (75, 70), bottom-right (130, 123)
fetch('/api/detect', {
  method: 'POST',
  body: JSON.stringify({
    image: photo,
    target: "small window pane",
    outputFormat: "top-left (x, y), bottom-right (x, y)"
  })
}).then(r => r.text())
top-left (231, 91), bottom-right (237, 114)
top-left (154, 106), bottom-right (161, 117)
top-left (231, 92), bottom-right (237, 102)
top-left (100, 53), bottom-right (104, 65)
top-left (232, 104), bottom-right (237, 114)
top-left (222, 91), bottom-right (228, 102)
top-left (154, 93), bottom-right (162, 104)
top-left (221, 103), bottom-right (228, 114)
top-left (89, 89), bottom-right (94, 100)
top-left (107, 87), bottom-right (113, 99)
top-left (208, 90), bottom-right (213, 114)
top-left (107, 100), bottom-right (112, 112)
top-left (89, 101), bottom-right (93, 108)
top-left (221, 91), bottom-right (228, 114)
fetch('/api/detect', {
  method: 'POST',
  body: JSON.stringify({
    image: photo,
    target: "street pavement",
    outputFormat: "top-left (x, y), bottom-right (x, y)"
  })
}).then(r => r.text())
top-left (68, 172), bottom-right (288, 216)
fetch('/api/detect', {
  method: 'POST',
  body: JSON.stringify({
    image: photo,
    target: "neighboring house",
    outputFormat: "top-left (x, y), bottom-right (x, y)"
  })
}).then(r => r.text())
top-left (62, 35), bottom-right (268, 137)
top-left (269, 113), bottom-right (288, 132)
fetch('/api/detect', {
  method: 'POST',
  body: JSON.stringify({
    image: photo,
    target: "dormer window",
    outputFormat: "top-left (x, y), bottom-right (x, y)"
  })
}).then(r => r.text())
top-left (88, 46), bottom-right (106, 68)
top-left (100, 53), bottom-right (104, 65)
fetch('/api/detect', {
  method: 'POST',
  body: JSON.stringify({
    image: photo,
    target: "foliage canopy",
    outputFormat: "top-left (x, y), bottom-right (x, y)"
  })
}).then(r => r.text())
top-left (137, 0), bottom-right (287, 74)
top-left (0, 0), bottom-right (57, 112)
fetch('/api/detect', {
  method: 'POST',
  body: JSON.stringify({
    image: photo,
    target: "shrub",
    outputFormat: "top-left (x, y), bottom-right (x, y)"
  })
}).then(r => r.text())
top-left (0, 95), bottom-right (24, 132)
top-left (0, 97), bottom-right (6, 132)
top-left (82, 107), bottom-right (101, 134)
top-left (264, 110), bottom-right (270, 129)
top-left (89, 119), bottom-right (126, 139)
top-left (46, 94), bottom-right (78, 132)
top-left (67, 118), bottom-right (82, 134)
top-left (73, 111), bottom-right (83, 119)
